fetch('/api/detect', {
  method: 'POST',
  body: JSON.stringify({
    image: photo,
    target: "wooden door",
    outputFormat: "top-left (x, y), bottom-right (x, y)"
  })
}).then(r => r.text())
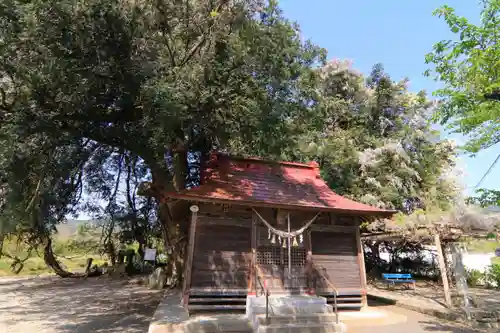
top-left (255, 227), bottom-right (308, 294)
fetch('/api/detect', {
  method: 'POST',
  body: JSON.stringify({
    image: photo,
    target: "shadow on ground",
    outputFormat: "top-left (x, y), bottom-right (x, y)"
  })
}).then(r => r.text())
top-left (418, 321), bottom-right (482, 333)
top-left (0, 276), bottom-right (163, 333)
top-left (371, 281), bottom-right (449, 308)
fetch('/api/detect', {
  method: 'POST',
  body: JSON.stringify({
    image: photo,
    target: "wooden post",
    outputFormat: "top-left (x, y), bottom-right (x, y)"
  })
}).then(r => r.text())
top-left (434, 232), bottom-right (452, 308)
top-left (181, 205), bottom-right (199, 308)
top-left (250, 210), bottom-right (257, 295)
top-left (287, 213), bottom-right (292, 275)
top-left (355, 218), bottom-right (368, 308)
top-left (355, 225), bottom-right (368, 308)
top-left (307, 229), bottom-right (314, 294)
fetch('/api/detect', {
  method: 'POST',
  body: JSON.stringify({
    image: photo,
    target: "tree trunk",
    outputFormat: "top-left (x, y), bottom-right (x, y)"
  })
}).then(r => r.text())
top-left (0, 235), bottom-right (4, 259)
top-left (42, 235), bottom-right (85, 278)
top-left (141, 150), bottom-right (189, 288)
top-left (105, 240), bottom-right (116, 266)
top-left (155, 150), bottom-right (188, 287)
top-left (158, 201), bottom-right (186, 288)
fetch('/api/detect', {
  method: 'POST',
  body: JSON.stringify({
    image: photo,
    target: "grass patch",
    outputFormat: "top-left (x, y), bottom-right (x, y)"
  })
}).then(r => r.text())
top-left (0, 253), bottom-right (107, 276)
top-left (0, 229), bottom-right (107, 276)
top-left (466, 239), bottom-right (500, 253)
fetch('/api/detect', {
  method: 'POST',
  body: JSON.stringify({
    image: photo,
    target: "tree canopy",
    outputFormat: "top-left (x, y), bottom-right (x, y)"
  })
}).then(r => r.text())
top-left (297, 61), bottom-right (460, 213)
top-left (425, 0), bottom-right (500, 208)
top-left (425, 0), bottom-right (500, 154)
top-left (0, 0), bottom-right (464, 276)
top-left (0, 0), bottom-right (325, 275)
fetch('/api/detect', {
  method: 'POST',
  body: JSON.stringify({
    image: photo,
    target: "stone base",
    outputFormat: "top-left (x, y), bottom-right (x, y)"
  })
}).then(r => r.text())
top-left (149, 294), bottom-right (348, 333)
top-left (148, 291), bottom-right (189, 333)
top-left (258, 322), bottom-right (346, 333)
top-left (247, 295), bottom-right (347, 333)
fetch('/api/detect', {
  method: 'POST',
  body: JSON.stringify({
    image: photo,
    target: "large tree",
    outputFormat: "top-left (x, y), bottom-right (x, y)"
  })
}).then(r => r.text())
top-left (0, 0), bottom-right (324, 278)
top-left (297, 60), bottom-right (460, 213)
top-left (0, 0), bottom-right (464, 280)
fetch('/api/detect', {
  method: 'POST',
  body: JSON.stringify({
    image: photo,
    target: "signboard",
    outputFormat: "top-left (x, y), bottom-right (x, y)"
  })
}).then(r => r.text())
top-left (144, 248), bottom-right (157, 262)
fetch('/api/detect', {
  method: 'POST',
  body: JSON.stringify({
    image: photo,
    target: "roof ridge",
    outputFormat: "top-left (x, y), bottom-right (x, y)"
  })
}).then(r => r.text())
top-left (214, 152), bottom-right (319, 169)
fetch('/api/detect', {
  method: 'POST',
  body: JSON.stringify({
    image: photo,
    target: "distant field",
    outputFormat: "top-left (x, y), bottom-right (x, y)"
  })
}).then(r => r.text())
top-left (0, 255), bottom-right (107, 277)
top-left (464, 239), bottom-right (500, 266)
top-left (0, 219), bottom-right (107, 276)
top-left (466, 239), bottom-right (500, 254)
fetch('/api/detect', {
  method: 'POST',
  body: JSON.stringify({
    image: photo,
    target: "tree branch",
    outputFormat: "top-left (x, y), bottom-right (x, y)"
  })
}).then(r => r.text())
top-left (155, 2), bottom-right (178, 66)
top-left (179, 0), bottom-right (230, 67)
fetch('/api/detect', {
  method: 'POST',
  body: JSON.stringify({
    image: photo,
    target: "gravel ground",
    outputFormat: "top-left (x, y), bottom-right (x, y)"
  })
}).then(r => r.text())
top-left (348, 303), bottom-right (483, 333)
top-left (0, 276), bottom-right (485, 333)
top-left (0, 276), bottom-right (163, 333)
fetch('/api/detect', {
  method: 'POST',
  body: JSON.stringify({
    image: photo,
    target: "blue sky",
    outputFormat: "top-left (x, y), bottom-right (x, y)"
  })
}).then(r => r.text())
top-left (279, 0), bottom-right (500, 195)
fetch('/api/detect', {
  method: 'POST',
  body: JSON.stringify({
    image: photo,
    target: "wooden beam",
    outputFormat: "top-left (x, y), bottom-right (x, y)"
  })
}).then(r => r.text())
top-left (309, 224), bottom-right (357, 233)
top-left (181, 205), bottom-right (199, 308)
top-left (197, 215), bottom-right (251, 228)
top-left (434, 232), bottom-right (452, 308)
top-left (306, 229), bottom-right (314, 293)
top-left (250, 211), bottom-right (257, 294)
top-left (163, 196), bottom-right (394, 217)
top-left (355, 226), bottom-right (368, 308)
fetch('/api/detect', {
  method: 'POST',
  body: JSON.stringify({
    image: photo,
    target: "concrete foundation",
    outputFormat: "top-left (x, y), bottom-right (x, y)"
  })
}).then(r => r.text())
top-left (247, 295), bottom-right (347, 333)
top-left (149, 293), bottom-right (348, 333)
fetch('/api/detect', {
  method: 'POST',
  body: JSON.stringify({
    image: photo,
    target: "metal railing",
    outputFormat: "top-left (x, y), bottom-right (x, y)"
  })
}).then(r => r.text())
top-left (255, 266), bottom-right (270, 325)
top-left (309, 264), bottom-right (339, 324)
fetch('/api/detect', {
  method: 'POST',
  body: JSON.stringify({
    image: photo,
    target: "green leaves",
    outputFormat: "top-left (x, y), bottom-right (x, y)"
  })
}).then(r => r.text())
top-left (295, 62), bottom-right (460, 212)
top-left (467, 189), bottom-right (500, 207)
top-left (0, 0), bottom-right (327, 244)
top-left (426, 0), bottom-right (500, 152)
top-left (0, 0), bottom-right (465, 247)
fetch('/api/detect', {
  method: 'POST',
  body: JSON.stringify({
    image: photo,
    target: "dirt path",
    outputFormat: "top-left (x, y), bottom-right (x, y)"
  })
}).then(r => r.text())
top-left (0, 276), bottom-right (163, 333)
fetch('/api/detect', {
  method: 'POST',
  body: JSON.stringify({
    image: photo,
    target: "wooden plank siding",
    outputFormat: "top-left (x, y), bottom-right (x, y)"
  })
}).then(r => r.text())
top-left (188, 204), bottom-right (364, 295)
top-left (190, 213), bottom-right (252, 290)
top-left (310, 230), bottom-right (362, 291)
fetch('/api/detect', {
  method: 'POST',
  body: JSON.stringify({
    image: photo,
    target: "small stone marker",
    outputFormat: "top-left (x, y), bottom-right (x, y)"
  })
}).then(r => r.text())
top-left (148, 267), bottom-right (167, 290)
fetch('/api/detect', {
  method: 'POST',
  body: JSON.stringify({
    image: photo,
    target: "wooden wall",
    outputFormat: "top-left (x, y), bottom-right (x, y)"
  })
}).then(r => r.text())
top-left (309, 215), bottom-right (364, 291)
top-left (190, 204), bottom-right (252, 290)
top-left (310, 230), bottom-right (361, 290)
top-left (187, 204), bottom-right (365, 293)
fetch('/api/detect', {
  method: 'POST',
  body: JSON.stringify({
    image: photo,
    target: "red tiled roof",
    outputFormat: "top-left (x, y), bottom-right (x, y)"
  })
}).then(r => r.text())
top-left (164, 153), bottom-right (394, 216)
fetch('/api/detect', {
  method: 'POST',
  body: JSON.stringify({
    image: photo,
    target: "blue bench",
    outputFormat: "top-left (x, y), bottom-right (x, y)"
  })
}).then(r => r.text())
top-left (382, 273), bottom-right (416, 290)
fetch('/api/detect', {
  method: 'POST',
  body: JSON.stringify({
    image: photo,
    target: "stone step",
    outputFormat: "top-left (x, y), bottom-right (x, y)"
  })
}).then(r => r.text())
top-left (251, 303), bottom-right (333, 316)
top-left (328, 303), bottom-right (363, 309)
top-left (189, 288), bottom-right (248, 296)
top-left (184, 318), bottom-right (254, 333)
top-left (252, 295), bottom-right (327, 306)
top-left (189, 297), bottom-right (246, 303)
top-left (257, 322), bottom-right (346, 333)
top-left (188, 304), bottom-right (247, 311)
top-left (257, 313), bottom-right (340, 326)
top-left (325, 296), bottom-right (363, 302)
top-left (318, 290), bottom-right (362, 296)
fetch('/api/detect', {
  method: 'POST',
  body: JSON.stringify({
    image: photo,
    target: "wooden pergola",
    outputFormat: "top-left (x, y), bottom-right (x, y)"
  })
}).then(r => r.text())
top-left (360, 223), bottom-right (495, 308)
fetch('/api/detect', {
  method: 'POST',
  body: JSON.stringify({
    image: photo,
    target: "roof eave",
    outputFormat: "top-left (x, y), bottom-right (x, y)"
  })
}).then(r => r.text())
top-left (162, 192), bottom-right (396, 217)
